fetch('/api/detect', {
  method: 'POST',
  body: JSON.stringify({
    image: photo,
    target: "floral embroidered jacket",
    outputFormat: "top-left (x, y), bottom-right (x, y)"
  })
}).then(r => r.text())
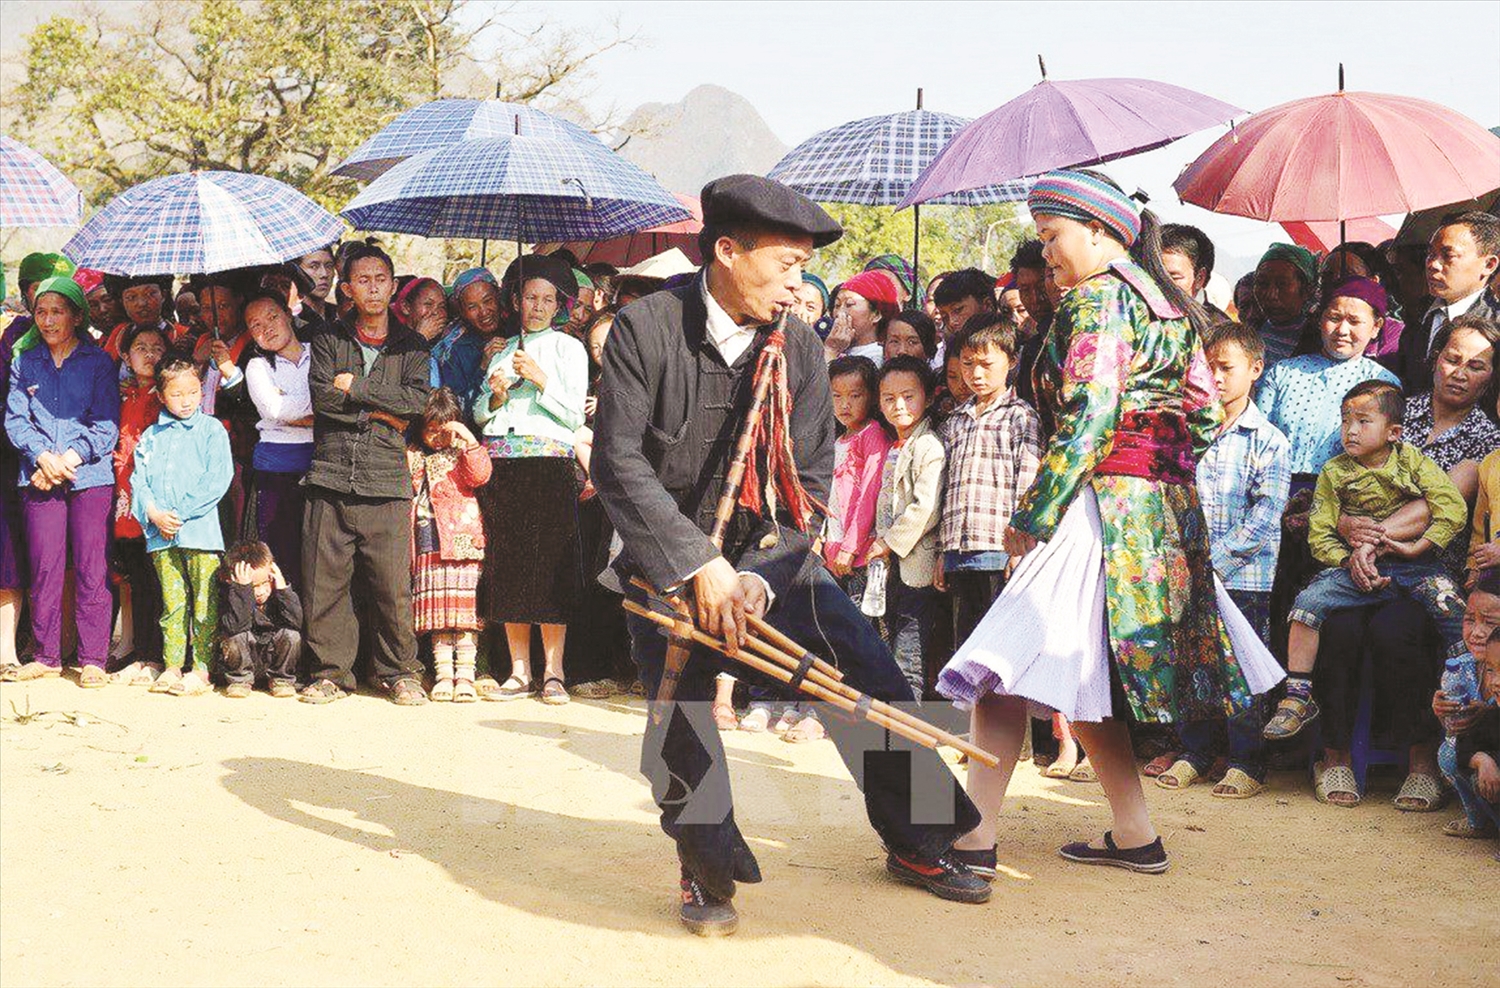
top-left (1011, 258), bottom-right (1256, 723)
top-left (406, 443), bottom-right (492, 564)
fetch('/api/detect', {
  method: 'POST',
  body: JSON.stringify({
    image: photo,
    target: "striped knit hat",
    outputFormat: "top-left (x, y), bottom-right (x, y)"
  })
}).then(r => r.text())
top-left (1027, 169), bottom-right (1142, 247)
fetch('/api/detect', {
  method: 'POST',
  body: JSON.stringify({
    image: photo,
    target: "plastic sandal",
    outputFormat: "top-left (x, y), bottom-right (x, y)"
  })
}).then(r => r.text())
top-left (128, 664), bottom-right (162, 687)
top-left (1263, 697), bottom-right (1320, 741)
top-left (452, 678), bottom-right (477, 703)
top-left (1068, 758), bottom-right (1098, 783)
top-left (151, 668), bottom-right (182, 694)
top-left (109, 661), bottom-right (144, 685)
top-left (170, 670), bottom-right (211, 696)
top-left (430, 678), bottom-right (456, 702)
top-left (1393, 772), bottom-right (1445, 813)
top-left (540, 676), bottom-right (570, 706)
top-left (483, 675), bottom-right (532, 701)
top-left (1314, 763), bottom-right (1361, 808)
top-left (1443, 817), bottom-right (1498, 839)
top-left (78, 665), bottom-right (108, 689)
top-left (1211, 767), bottom-right (1266, 799)
top-left (783, 713), bottom-right (826, 743)
top-left (1154, 760), bottom-right (1201, 790)
top-left (1143, 751), bottom-right (1181, 778)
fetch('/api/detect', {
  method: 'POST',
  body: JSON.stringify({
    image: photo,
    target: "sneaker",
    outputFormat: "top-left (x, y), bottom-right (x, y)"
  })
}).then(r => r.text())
top-left (1263, 696), bottom-right (1320, 741)
top-left (1058, 831), bottom-right (1169, 874)
top-left (299, 679), bottom-right (348, 704)
top-left (679, 870), bottom-right (738, 937)
top-left (268, 679), bottom-right (298, 699)
top-left (739, 706), bottom-right (772, 733)
top-left (885, 850), bottom-right (992, 903)
top-left (387, 676), bottom-right (428, 706)
top-left (949, 845), bottom-right (998, 881)
top-left (223, 681), bottom-right (253, 699)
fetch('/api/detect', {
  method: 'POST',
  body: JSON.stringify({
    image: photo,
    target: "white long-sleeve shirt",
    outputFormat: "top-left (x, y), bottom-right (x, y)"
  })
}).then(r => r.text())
top-left (245, 347), bottom-right (314, 446)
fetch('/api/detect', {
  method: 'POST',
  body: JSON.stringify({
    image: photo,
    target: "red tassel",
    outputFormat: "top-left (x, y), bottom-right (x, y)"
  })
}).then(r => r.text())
top-left (737, 331), bottom-right (815, 533)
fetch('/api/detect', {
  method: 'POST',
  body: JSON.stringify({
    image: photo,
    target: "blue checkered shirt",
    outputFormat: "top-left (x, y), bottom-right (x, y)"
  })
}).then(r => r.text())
top-left (1195, 400), bottom-right (1292, 592)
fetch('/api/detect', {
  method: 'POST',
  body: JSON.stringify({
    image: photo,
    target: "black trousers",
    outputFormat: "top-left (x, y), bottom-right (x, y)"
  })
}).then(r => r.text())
top-left (112, 536), bottom-right (163, 666)
top-left (221, 628), bottom-right (301, 685)
top-left (1314, 596), bottom-right (1443, 750)
top-left (627, 564), bottom-right (981, 900)
top-left (301, 488), bottom-right (419, 690)
top-left (947, 569), bottom-right (1006, 651)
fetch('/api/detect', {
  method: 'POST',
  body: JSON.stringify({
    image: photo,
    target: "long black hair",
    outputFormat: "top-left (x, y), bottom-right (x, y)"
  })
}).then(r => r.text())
top-left (1072, 168), bottom-right (1210, 337)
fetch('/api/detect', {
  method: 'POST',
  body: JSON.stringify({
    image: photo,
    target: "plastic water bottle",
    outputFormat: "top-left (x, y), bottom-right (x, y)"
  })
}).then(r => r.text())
top-left (1440, 655), bottom-right (1480, 733)
top-left (862, 558), bottom-right (888, 618)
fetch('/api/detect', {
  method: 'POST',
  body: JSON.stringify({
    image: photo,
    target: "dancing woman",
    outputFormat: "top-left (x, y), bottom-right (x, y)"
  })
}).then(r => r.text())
top-left (938, 170), bottom-right (1285, 874)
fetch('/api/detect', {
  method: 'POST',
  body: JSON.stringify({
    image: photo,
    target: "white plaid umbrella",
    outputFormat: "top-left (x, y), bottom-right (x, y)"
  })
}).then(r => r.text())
top-left (0, 135), bottom-right (84, 227)
top-left (332, 99), bottom-right (598, 182)
top-left (63, 171), bottom-right (346, 276)
top-left (768, 108), bottom-right (1030, 207)
top-left (341, 133), bottom-right (690, 242)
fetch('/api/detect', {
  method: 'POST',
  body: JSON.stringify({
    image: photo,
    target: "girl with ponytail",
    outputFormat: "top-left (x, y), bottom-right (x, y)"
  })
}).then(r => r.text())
top-left (934, 168), bottom-right (1285, 877)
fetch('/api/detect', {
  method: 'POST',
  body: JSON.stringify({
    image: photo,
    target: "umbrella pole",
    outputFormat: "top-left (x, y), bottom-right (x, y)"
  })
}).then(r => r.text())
top-left (910, 87), bottom-right (924, 295)
top-left (481, 238), bottom-right (488, 266)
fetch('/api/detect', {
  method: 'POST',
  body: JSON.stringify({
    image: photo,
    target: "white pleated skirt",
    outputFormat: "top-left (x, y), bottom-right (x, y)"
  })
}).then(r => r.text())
top-left (937, 487), bottom-right (1285, 722)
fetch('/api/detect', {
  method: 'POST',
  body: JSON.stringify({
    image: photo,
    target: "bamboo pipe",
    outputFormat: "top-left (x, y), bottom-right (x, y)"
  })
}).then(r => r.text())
top-left (630, 576), bottom-right (844, 684)
top-left (624, 600), bottom-right (945, 753)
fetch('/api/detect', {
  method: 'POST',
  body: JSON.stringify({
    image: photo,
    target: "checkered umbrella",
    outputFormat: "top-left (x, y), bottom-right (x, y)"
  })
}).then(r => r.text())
top-left (63, 171), bottom-right (346, 276)
top-left (340, 133), bottom-right (690, 242)
top-left (0, 135), bottom-right (84, 228)
top-left (332, 99), bottom-right (598, 182)
top-left (768, 107), bottom-right (1030, 207)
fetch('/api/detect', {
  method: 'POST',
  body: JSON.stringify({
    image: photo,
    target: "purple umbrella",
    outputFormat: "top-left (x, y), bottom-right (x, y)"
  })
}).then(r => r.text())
top-left (899, 58), bottom-right (1243, 208)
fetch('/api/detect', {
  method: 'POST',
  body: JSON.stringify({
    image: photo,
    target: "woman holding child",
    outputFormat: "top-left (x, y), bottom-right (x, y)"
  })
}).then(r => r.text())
top-left (937, 170), bottom-right (1284, 875)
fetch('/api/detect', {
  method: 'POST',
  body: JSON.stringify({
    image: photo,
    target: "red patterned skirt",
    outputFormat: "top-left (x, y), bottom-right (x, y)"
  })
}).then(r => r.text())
top-left (412, 553), bottom-right (483, 634)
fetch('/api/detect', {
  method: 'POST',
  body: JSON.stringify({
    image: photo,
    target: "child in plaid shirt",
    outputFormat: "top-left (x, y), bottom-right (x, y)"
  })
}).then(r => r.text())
top-left (937, 314), bottom-right (1042, 649)
top-left (1158, 321), bottom-right (1291, 797)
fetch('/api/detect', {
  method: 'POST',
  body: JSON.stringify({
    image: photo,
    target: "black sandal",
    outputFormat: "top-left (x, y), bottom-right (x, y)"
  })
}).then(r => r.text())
top-left (540, 676), bottom-right (570, 705)
top-left (484, 675), bottom-right (532, 701)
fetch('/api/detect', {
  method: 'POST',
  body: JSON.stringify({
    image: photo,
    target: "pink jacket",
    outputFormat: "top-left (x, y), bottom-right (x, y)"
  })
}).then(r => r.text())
top-left (407, 443), bottom-right (492, 565)
top-left (822, 421), bottom-right (892, 568)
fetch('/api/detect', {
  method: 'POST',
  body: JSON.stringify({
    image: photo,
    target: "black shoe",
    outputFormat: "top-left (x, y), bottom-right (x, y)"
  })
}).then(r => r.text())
top-left (1058, 831), bottom-right (1169, 874)
top-left (885, 850), bottom-right (992, 903)
top-left (679, 870), bottom-right (738, 936)
top-left (949, 845), bottom-right (998, 881)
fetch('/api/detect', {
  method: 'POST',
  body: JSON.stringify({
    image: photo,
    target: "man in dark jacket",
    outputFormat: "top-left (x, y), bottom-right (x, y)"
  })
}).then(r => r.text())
top-left (299, 243), bottom-right (431, 706)
top-left (1392, 211), bottom-right (1500, 390)
top-left (593, 175), bottom-right (987, 937)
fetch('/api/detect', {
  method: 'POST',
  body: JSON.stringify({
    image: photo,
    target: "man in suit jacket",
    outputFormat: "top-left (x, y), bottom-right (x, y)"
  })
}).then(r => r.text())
top-left (593, 175), bottom-right (988, 937)
top-left (1393, 211), bottom-right (1500, 390)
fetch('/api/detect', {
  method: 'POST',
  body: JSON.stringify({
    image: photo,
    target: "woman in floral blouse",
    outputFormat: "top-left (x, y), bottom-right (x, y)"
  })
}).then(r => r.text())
top-left (938, 170), bottom-right (1284, 877)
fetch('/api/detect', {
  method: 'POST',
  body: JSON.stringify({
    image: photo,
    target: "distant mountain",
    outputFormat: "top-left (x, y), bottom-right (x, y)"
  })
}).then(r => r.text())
top-left (619, 84), bottom-right (787, 196)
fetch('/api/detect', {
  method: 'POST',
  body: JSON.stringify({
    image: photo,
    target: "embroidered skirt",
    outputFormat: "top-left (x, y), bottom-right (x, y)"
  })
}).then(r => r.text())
top-left (937, 487), bottom-right (1285, 723)
top-left (413, 553), bottom-right (483, 634)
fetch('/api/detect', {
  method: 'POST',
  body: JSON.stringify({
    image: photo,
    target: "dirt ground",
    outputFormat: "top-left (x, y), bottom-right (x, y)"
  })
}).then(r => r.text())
top-left (0, 675), bottom-right (1494, 988)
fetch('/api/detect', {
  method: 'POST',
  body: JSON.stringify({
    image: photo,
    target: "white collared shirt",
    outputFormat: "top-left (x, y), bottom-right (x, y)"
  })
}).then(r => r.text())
top-left (1423, 287), bottom-right (1486, 355)
top-left (700, 276), bottom-right (759, 365)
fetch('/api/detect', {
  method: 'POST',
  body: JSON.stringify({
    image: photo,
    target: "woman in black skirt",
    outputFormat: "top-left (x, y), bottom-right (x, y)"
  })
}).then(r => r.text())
top-left (473, 256), bottom-right (588, 704)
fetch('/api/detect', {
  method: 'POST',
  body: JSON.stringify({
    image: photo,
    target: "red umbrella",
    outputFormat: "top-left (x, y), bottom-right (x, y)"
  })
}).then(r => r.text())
top-left (537, 193), bottom-right (702, 267)
top-left (1174, 71), bottom-right (1500, 223)
top-left (1281, 217), bottom-right (1398, 253)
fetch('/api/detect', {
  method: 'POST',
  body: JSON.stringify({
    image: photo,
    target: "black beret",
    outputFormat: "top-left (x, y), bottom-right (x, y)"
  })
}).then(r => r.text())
top-left (700, 174), bottom-right (843, 248)
top-left (503, 253), bottom-right (579, 299)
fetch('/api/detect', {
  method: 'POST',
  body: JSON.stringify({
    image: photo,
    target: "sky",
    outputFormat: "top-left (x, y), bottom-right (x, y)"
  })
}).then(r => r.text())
top-left (481, 0), bottom-right (1500, 278)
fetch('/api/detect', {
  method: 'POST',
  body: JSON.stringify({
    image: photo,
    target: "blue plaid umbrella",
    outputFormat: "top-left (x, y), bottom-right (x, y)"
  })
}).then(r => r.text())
top-left (333, 99), bottom-right (598, 182)
top-left (63, 171), bottom-right (345, 276)
top-left (0, 135), bottom-right (84, 227)
top-left (768, 107), bottom-right (1029, 207)
top-left (341, 134), bottom-right (690, 242)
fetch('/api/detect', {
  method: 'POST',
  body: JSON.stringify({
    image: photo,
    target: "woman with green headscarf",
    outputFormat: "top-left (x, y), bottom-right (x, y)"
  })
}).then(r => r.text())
top-left (1252, 243), bottom-right (1319, 368)
top-left (3, 277), bottom-right (120, 686)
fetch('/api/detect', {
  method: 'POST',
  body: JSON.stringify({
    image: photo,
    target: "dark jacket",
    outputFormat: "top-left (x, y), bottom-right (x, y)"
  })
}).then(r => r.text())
top-left (218, 580), bottom-right (303, 643)
top-left (1391, 289), bottom-right (1500, 392)
top-left (305, 315), bottom-right (431, 500)
top-left (1455, 705), bottom-right (1499, 771)
top-left (592, 275), bottom-right (833, 602)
